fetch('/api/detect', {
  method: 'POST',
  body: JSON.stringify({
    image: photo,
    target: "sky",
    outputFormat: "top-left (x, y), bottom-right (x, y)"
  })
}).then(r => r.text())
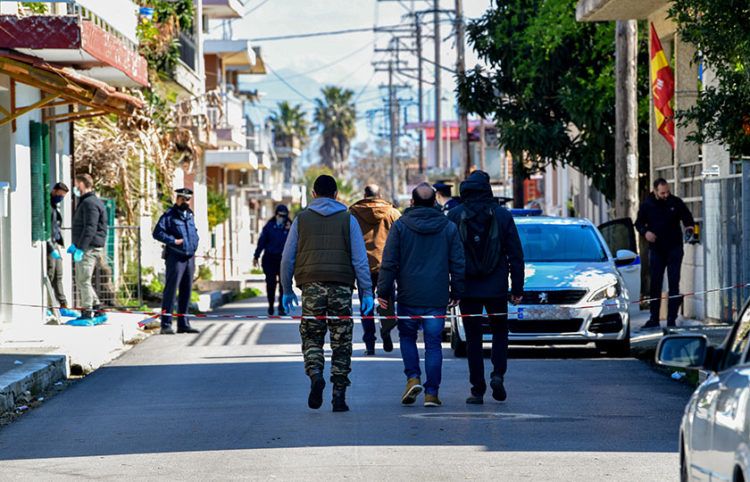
top-left (206, 0), bottom-right (494, 165)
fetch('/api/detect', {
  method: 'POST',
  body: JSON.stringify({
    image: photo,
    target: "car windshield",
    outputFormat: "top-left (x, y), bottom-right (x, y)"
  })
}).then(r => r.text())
top-left (517, 224), bottom-right (608, 262)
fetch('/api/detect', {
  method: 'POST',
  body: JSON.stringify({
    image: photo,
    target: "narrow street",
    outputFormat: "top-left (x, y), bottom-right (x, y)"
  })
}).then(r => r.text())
top-left (0, 296), bottom-right (693, 481)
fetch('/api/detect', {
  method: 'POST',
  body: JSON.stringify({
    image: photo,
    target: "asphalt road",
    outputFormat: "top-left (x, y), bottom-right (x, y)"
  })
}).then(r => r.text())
top-left (0, 294), bottom-right (694, 481)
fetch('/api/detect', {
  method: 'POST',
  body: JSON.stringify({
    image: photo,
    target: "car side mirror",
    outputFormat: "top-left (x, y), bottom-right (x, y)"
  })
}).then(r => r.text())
top-left (656, 335), bottom-right (708, 369)
top-left (614, 249), bottom-right (638, 267)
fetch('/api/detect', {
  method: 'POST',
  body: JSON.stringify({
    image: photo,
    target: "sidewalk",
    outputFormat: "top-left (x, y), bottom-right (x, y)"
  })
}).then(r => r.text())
top-left (630, 310), bottom-right (732, 358)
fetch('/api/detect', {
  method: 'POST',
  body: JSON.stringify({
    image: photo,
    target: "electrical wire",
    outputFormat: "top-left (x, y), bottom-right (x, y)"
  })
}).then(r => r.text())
top-left (264, 62), bottom-right (315, 102)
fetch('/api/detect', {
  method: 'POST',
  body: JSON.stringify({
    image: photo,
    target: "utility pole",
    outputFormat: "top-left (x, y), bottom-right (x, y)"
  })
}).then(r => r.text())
top-left (615, 20), bottom-right (639, 221)
top-left (455, 0), bottom-right (470, 178)
top-left (433, 0), bottom-right (442, 170)
top-left (388, 60), bottom-right (397, 204)
top-left (416, 21), bottom-right (424, 173)
top-left (479, 118), bottom-right (486, 171)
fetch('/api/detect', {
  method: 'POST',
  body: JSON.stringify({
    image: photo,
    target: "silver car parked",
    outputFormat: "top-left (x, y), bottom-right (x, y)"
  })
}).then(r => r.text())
top-left (657, 298), bottom-right (750, 482)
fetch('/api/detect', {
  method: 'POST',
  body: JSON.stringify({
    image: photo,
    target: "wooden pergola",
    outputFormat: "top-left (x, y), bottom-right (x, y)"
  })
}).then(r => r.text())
top-left (0, 49), bottom-right (143, 130)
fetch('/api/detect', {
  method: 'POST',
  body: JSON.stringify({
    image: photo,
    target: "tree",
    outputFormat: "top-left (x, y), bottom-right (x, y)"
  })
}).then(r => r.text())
top-left (314, 86), bottom-right (357, 176)
top-left (669, 0), bottom-right (750, 155)
top-left (457, 0), bottom-right (649, 203)
top-left (269, 101), bottom-right (309, 147)
top-left (351, 140), bottom-right (413, 202)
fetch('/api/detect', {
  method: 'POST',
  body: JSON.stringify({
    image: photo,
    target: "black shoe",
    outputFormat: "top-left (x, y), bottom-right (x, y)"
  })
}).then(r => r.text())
top-left (278, 308), bottom-right (287, 316)
top-left (332, 386), bottom-right (349, 412)
top-left (490, 377), bottom-right (507, 402)
top-left (268, 307), bottom-right (274, 316)
top-left (639, 321), bottom-right (661, 331)
top-left (381, 329), bottom-right (393, 353)
top-left (308, 372), bottom-right (325, 409)
top-left (79, 310), bottom-right (94, 320)
top-left (466, 395), bottom-right (483, 404)
top-left (365, 348), bottom-right (375, 356)
top-left (177, 327), bottom-right (200, 334)
top-left (160, 327), bottom-right (175, 335)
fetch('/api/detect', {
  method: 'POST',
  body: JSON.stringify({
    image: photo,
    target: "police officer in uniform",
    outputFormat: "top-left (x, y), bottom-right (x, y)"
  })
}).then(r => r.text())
top-left (433, 182), bottom-right (459, 213)
top-left (153, 188), bottom-right (200, 335)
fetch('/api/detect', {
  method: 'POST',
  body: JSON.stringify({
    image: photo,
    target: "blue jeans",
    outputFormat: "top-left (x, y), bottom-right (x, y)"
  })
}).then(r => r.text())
top-left (397, 304), bottom-right (445, 395)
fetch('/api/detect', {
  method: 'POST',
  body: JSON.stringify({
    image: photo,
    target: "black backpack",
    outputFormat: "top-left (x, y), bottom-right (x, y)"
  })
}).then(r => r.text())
top-left (458, 203), bottom-right (503, 278)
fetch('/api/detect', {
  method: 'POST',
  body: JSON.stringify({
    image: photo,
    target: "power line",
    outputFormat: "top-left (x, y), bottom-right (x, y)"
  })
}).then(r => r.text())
top-left (248, 25), bottom-right (404, 42)
top-left (265, 62), bottom-right (315, 102)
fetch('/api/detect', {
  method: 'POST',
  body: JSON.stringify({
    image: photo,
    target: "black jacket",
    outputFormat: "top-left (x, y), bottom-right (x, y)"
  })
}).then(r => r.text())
top-left (47, 197), bottom-right (64, 253)
top-left (72, 192), bottom-right (108, 251)
top-left (635, 192), bottom-right (695, 252)
top-left (378, 206), bottom-right (465, 308)
top-left (447, 171), bottom-right (525, 298)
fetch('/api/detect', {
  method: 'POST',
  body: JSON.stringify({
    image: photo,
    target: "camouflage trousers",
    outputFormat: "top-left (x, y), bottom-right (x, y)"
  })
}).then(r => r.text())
top-left (300, 282), bottom-right (353, 387)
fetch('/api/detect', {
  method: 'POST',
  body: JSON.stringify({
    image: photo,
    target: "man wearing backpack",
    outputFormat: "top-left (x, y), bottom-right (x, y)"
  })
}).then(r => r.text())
top-left (447, 170), bottom-right (525, 404)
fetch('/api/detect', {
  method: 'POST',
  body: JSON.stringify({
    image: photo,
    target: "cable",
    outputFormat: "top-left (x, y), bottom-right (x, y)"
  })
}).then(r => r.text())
top-left (244, 0), bottom-right (271, 15)
top-left (248, 25), bottom-right (403, 42)
top-left (265, 62), bottom-right (315, 102)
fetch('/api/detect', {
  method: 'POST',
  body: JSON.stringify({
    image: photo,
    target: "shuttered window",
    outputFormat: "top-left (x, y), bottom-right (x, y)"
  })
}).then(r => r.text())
top-left (30, 120), bottom-right (50, 242)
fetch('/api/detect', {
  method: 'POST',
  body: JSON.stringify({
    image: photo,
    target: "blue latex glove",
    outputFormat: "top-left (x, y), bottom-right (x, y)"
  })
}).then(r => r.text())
top-left (73, 249), bottom-right (84, 263)
top-left (282, 293), bottom-right (298, 314)
top-left (66, 244), bottom-right (77, 254)
top-left (362, 296), bottom-right (375, 316)
top-left (51, 249), bottom-right (61, 260)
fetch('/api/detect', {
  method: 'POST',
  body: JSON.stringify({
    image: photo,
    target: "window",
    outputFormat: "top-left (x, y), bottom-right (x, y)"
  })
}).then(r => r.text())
top-left (724, 308), bottom-right (750, 370)
top-left (516, 224), bottom-right (608, 263)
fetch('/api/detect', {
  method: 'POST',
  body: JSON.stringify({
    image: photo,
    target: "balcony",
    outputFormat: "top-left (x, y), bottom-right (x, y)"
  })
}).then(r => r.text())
top-left (0, 0), bottom-right (148, 87)
top-left (203, 0), bottom-right (243, 19)
top-left (576, 0), bottom-right (665, 21)
top-left (205, 149), bottom-right (259, 170)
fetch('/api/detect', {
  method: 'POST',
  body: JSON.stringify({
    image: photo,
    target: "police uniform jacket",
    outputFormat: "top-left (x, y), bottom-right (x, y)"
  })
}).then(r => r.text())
top-left (153, 206), bottom-right (200, 259)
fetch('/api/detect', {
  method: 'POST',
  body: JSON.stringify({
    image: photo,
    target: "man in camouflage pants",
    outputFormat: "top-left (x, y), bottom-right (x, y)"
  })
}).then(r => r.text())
top-left (281, 175), bottom-right (374, 412)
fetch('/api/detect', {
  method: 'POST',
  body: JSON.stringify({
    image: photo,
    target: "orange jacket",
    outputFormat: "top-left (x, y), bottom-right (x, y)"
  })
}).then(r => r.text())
top-left (349, 198), bottom-right (401, 273)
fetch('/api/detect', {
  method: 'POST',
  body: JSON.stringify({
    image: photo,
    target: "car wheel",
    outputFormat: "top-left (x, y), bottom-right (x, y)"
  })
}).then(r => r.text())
top-left (596, 330), bottom-right (630, 357)
top-left (451, 321), bottom-right (467, 358)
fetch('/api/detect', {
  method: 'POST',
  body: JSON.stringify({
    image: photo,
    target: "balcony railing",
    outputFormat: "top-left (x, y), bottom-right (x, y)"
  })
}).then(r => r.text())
top-left (177, 31), bottom-right (197, 71)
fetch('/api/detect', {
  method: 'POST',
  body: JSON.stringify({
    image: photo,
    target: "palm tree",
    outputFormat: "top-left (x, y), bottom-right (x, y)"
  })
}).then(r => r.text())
top-left (314, 86), bottom-right (357, 175)
top-left (268, 101), bottom-right (309, 148)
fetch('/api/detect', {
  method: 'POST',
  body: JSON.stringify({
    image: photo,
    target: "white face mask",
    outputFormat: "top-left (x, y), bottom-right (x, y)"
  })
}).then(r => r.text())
top-left (73, 187), bottom-right (82, 197)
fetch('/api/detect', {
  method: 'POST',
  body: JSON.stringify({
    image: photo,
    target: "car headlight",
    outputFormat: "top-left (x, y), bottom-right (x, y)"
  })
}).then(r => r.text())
top-left (589, 282), bottom-right (621, 302)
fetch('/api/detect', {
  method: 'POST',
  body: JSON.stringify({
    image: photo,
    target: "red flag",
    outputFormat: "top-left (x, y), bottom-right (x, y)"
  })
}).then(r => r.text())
top-left (650, 23), bottom-right (675, 149)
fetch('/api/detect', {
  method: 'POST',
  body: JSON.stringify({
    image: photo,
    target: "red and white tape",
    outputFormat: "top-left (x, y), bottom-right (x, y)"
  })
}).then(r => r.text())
top-left (3, 282), bottom-right (748, 326)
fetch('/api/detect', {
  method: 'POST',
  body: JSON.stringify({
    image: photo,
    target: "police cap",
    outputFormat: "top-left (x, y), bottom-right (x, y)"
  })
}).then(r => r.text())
top-left (175, 187), bottom-right (193, 200)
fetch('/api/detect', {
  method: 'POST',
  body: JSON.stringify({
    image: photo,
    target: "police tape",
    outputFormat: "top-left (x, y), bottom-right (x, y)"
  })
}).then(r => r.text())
top-left (3, 282), bottom-right (749, 325)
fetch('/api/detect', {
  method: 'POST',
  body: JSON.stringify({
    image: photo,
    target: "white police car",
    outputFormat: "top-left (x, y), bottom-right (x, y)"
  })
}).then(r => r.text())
top-left (450, 214), bottom-right (641, 357)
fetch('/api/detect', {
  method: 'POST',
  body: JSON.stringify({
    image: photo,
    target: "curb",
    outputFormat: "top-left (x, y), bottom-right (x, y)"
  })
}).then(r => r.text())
top-left (0, 354), bottom-right (67, 412)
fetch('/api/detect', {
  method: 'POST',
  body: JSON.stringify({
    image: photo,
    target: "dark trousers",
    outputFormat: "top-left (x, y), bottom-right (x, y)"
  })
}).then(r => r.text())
top-left (649, 245), bottom-right (684, 325)
top-left (358, 271), bottom-right (396, 350)
top-left (161, 254), bottom-right (195, 329)
top-left (46, 250), bottom-right (67, 307)
top-left (460, 296), bottom-right (508, 397)
top-left (262, 255), bottom-right (283, 312)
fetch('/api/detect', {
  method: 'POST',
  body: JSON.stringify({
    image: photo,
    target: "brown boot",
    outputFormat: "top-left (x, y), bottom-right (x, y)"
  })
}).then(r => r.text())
top-left (401, 377), bottom-right (423, 405)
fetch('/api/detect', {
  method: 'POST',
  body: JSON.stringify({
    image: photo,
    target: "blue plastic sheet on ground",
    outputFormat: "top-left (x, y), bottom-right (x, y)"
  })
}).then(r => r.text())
top-left (66, 315), bottom-right (108, 327)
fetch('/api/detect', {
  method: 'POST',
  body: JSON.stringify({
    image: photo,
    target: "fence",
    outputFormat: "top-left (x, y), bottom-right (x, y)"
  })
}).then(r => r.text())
top-left (703, 175), bottom-right (746, 322)
top-left (63, 226), bottom-right (142, 309)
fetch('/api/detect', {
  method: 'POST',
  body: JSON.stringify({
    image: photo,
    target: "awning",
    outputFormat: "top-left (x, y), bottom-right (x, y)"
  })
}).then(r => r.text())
top-left (0, 49), bottom-right (143, 127)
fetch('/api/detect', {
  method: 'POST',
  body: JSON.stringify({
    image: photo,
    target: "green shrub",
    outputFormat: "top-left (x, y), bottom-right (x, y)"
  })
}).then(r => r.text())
top-left (236, 287), bottom-right (261, 300)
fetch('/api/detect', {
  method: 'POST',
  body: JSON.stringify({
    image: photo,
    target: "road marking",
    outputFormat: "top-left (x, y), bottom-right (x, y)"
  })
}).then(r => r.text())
top-left (401, 412), bottom-right (575, 421)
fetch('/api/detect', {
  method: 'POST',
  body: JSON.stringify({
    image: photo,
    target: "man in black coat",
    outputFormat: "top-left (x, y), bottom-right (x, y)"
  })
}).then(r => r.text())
top-left (70, 174), bottom-right (108, 319)
top-left (447, 170), bottom-right (524, 404)
top-left (635, 178), bottom-right (695, 329)
top-left (47, 182), bottom-right (69, 309)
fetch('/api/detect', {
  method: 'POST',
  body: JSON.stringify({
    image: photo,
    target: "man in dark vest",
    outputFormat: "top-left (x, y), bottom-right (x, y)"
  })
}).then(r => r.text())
top-left (447, 170), bottom-right (525, 404)
top-left (280, 175), bottom-right (373, 412)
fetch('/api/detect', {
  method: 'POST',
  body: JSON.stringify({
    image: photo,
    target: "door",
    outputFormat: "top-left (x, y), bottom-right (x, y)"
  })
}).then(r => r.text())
top-left (598, 218), bottom-right (641, 316)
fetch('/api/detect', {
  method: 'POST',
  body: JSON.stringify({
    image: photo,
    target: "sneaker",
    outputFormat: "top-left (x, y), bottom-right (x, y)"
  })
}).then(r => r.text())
top-left (308, 372), bottom-right (325, 409)
top-left (465, 395), bottom-right (483, 404)
top-left (160, 327), bottom-right (175, 335)
top-left (424, 394), bottom-right (441, 407)
top-left (381, 328), bottom-right (393, 353)
top-left (401, 377), bottom-right (423, 405)
top-left (490, 376), bottom-right (507, 402)
top-left (177, 326), bottom-right (200, 334)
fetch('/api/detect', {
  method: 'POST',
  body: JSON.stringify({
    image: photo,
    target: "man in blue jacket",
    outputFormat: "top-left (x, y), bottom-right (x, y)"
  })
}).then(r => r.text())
top-left (378, 183), bottom-right (465, 408)
top-left (153, 188), bottom-right (200, 335)
top-left (447, 170), bottom-right (524, 404)
top-left (254, 205), bottom-right (291, 316)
